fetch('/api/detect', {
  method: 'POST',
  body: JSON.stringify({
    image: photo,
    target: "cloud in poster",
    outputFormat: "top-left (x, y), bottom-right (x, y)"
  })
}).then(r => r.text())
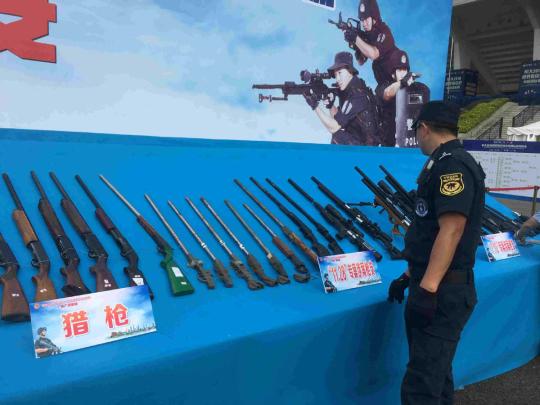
top-left (0, 0), bottom-right (452, 142)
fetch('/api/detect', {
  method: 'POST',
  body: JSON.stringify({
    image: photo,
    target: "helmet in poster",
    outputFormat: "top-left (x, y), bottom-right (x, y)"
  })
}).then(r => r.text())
top-left (359, 0), bottom-right (382, 22)
top-left (388, 48), bottom-right (410, 72)
top-left (327, 52), bottom-right (359, 77)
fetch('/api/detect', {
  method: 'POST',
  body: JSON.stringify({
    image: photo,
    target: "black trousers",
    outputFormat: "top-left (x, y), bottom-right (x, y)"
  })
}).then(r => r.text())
top-left (401, 276), bottom-right (477, 405)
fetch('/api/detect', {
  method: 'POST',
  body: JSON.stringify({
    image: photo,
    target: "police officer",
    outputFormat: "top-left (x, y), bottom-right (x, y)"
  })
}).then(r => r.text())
top-left (375, 48), bottom-right (431, 147)
top-left (34, 327), bottom-right (61, 358)
top-left (343, 0), bottom-right (396, 86)
top-left (304, 51), bottom-right (378, 145)
top-left (387, 101), bottom-right (485, 404)
top-left (324, 273), bottom-right (338, 293)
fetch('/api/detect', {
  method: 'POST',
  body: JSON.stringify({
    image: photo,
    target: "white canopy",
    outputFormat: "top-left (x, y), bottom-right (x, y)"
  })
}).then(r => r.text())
top-left (507, 120), bottom-right (540, 141)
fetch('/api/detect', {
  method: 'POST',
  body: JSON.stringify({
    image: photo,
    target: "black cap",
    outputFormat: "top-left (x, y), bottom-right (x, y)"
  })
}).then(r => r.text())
top-left (327, 52), bottom-right (359, 77)
top-left (387, 48), bottom-right (410, 73)
top-left (412, 101), bottom-right (461, 131)
top-left (359, 0), bottom-right (381, 22)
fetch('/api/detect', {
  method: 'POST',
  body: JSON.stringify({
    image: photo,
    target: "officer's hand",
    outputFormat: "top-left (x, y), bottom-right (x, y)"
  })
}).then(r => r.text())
top-left (407, 285), bottom-right (437, 328)
top-left (515, 227), bottom-right (533, 245)
top-left (354, 49), bottom-right (368, 66)
top-left (344, 27), bottom-right (358, 44)
top-left (323, 93), bottom-right (335, 109)
top-left (303, 93), bottom-right (319, 110)
top-left (400, 72), bottom-right (414, 88)
top-left (387, 272), bottom-right (409, 304)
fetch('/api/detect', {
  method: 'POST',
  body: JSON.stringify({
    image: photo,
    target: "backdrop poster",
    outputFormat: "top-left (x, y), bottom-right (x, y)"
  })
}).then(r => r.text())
top-left (0, 0), bottom-right (452, 146)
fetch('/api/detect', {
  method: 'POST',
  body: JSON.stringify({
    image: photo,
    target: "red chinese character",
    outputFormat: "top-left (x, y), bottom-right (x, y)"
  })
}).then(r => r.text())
top-left (0, 0), bottom-right (57, 63)
top-left (62, 310), bottom-right (89, 338)
top-left (104, 304), bottom-right (129, 329)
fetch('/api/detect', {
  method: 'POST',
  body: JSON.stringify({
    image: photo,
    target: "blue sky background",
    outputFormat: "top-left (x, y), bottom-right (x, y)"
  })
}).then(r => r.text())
top-left (0, 0), bottom-right (452, 143)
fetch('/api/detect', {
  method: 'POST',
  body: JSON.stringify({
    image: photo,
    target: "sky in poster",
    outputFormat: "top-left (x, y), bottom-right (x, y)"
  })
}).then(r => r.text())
top-left (0, 0), bottom-right (452, 143)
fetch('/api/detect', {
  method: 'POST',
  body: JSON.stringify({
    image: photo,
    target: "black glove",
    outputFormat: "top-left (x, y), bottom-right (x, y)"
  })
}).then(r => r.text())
top-left (407, 286), bottom-right (437, 328)
top-left (400, 72), bottom-right (414, 88)
top-left (344, 27), bottom-right (358, 44)
top-left (387, 272), bottom-right (410, 304)
top-left (323, 93), bottom-right (335, 109)
top-left (303, 93), bottom-right (319, 110)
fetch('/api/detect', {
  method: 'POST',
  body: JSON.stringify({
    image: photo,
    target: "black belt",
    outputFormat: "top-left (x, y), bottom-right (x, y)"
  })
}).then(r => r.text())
top-left (411, 269), bottom-right (473, 285)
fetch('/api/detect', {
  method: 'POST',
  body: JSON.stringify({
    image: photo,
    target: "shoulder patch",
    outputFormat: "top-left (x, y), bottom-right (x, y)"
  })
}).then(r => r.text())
top-left (440, 173), bottom-right (464, 196)
top-left (439, 152), bottom-right (452, 160)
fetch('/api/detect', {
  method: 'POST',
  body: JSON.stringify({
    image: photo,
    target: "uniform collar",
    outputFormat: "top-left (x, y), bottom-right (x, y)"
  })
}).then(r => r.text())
top-left (430, 138), bottom-right (462, 161)
top-left (342, 76), bottom-right (363, 97)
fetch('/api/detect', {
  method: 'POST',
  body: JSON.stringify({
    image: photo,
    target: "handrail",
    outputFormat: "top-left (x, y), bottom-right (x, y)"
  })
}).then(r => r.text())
top-left (512, 105), bottom-right (540, 128)
top-left (475, 117), bottom-right (503, 140)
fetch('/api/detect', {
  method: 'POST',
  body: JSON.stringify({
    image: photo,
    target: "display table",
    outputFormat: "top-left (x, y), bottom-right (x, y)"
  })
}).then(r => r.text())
top-left (0, 129), bottom-right (538, 404)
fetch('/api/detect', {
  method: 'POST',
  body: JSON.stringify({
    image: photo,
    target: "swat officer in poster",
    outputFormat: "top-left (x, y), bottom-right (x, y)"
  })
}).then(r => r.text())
top-left (343, 0), bottom-right (396, 86)
top-left (34, 327), bottom-right (61, 358)
top-left (304, 51), bottom-right (379, 145)
top-left (387, 101), bottom-right (485, 404)
top-left (324, 273), bottom-right (338, 293)
top-left (376, 48), bottom-right (431, 147)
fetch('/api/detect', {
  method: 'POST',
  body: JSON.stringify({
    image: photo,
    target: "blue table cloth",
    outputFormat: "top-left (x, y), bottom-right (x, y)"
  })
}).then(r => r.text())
top-left (0, 129), bottom-right (538, 404)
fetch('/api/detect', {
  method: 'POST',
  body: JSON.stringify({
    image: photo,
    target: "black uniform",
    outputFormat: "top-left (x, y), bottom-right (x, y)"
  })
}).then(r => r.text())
top-left (375, 80), bottom-right (397, 146)
top-left (365, 22), bottom-right (395, 85)
top-left (332, 76), bottom-right (379, 145)
top-left (401, 139), bottom-right (485, 404)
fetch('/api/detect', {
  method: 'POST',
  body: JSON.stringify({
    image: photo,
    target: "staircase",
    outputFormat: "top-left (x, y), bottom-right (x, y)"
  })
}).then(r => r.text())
top-left (460, 101), bottom-right (527, 140)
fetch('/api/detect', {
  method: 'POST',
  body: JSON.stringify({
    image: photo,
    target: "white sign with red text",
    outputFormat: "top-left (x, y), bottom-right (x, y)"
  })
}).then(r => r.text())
top-left (318, 251), bottom-right (381, 293)
top-left (30, 286), bottom-right (155, 358)
top-left (481, 232), bottom-right (521, 262)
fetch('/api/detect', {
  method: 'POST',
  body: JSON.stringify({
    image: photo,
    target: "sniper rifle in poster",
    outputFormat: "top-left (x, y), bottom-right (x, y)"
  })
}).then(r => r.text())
top-left (253, 69), bottom-right (338, 103)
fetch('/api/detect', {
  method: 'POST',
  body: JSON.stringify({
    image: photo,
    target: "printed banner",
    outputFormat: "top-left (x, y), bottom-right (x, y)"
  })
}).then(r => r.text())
top-left (30, 286), bottom-right (156, 358)
top-left (481, 232), bottom-right (520, 262)
top-left (0, 0), bottom-right (452, 147)
top-left (318, 251), bottom-right (381, 293)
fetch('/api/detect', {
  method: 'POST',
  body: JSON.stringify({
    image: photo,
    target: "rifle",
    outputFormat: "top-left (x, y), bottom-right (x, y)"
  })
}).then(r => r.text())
top-left (266, 179), bottom-right (344, 255)
top-left (99, 175), bottom-right (195, 296)
top-left (484, 205), bottom-right (521, 233)
top-left (2, 173), bottom-right (57, 302)
top-left (242, 203), bottom-right (310, 283)
top-left (144, 194), bottom-right (214, 290)
top-left (328, 11), bottom-right (368, 65)
top-left (379, 165), bottom-right (416, 209)
top-left (167, 200), bottom-right (233, 288)
top-left (185, 197), bottom-right (263, 290)
top-left (253, 69), bottom-right (337, 103)
top-left (355, 167), bottom-right (412, 235)
top-left (0, 232), bottom-right (30, 321)
top-left (225, 200), bottom-right (291, 284)
top-left (50, 173), bottom-right (118, 293)
top-left (76, 175), bottom-right (153, 298)
top-left (310, 176), bottom-right (403, 260)
top-left (31, 172), bottom-right (91, 297)
top-left (250, 177), bottom-right (330, 257)
top-left (287, 179), bottom-right (383, 261)
top-left (235, 179), bottom-right (318, 265)
top-left (201, 197), bottom-right (278, 287)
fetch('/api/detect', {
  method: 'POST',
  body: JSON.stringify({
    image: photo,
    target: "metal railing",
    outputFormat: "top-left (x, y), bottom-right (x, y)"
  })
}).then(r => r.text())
top-left (512, 105), bottom-right (540, 128)
top-left (475, 117), bottom-right (503, 140)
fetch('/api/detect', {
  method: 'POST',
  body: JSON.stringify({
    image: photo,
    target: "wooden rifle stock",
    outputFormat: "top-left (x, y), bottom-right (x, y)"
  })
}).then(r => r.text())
top-left (0, 234), bottom-right (30, 322)
top-left (12, 210), bottom-right (57, 301)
